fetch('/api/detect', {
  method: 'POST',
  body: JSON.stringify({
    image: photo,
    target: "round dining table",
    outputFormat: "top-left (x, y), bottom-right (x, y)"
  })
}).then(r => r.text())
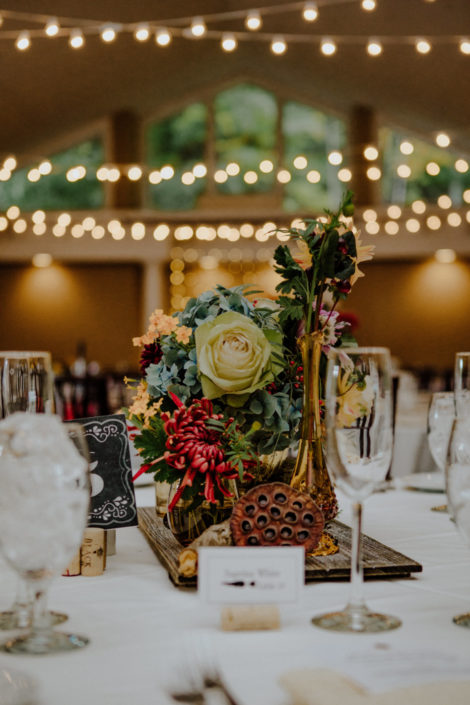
top-left (1, 483), bottom-right (470, 705)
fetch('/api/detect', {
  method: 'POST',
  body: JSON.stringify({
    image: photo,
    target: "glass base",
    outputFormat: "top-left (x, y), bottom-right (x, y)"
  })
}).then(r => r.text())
top-left (0, 610), bottom-right (68, 631)
top-left (1, 630), bottom-right (88, 654)
top-left (312, 606), bottom-right (402, 633)
top-left (453, 613), bottom-right (470, 628)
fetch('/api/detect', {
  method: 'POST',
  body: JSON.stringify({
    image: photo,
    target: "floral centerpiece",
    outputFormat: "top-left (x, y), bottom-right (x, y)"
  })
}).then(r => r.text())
top-left (127, 191), bottom-right (373, 527)
top-left (127, 286), bottom-right (303, 514)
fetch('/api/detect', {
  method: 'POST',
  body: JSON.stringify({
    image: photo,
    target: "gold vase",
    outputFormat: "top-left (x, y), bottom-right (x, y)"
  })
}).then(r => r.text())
top-left (290, 332), bottom-right (338, 522)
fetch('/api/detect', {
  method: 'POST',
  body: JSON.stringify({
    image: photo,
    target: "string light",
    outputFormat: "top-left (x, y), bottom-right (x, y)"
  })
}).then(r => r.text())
top-left (101, 25), bottom-right (118, 43)
top-left (396, 164), bottom-right (411, 178)
top-left (460, 38), bottom-right (470, 54)
top-left (400, 140), bottom-right (414, 155)
top-left (367, 39), bottom-right (382, 56)
top-left (244, 170), bottom-right (258, 184)
top-left (338, 168), bottom-right (352, 182)
top-left (245, 11), bottom-right (262, 30)
top-left (260, 159), bottom-right (274, 173)
top-left (127, 165), bottom-right (142, 181)
top-left (293, 155), bottom-right (308, 169)
top-left (328, 150), bottom-right (343, 165)
top-left (302, 2), bottom-right (318, 21)
top-left (411, 200), bottom-right (426, 214)
top-left (435, 132), bottom-right (451, 147)
top-left (306, 170), bottom-right (321, 183)
top-left (181, 171), bottom-right (196, 185)
top-left (69, 29), bottom-right (84, 49)
top-left (363, 146), bottom-right (379, 160)
top-left (155, 28), bottom-right (172, 46)
top-left (387, 205), bottom-right (402, 219)
top-left (416, 38), bottom-right (431, 54)
top-left (38, 160), bottom-right (52, 175)
top-left (427, 215), bottom-right (441, 230)
top-left (384, 221), bottom-right (399, 235)
top-left (321, 38), bottom-right (337, 56)
top-left (437, 194), bottom-right (452, 209)
top-left (221, 33), bottom-right (237, 52)
top-left (405, 218), bottom-right (420, 233)
top-left (16, 31), bottom-right (30, 51)
top-left (134, 24), bottom-right (150, 41)
top-left (45, 18), bottom-right (60, 37)
top-left (361, 0), bottom-right (377, 10)
top-left (455, 159), bottom-right (469, 173)
top-left (160, 165), bottom-right (175, 180)
top-left (193, 163), bottom-right (207, 178)
top-left (426, 161), bottom-right (440, 175)
top-left (190, 17), bottom-right (206, 38)
top-left (447, 212), bottom-right (462, 227)
top-left (367, 166), bottom-right (381, 180)
top-left (271, 36), bottom-right (287, 55)
top-left (3, 156), bottom-right (17, 171)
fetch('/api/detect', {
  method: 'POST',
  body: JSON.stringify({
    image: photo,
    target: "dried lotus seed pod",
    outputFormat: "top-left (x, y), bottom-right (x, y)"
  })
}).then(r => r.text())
top-left (230, 482), bottom-right (324, 553)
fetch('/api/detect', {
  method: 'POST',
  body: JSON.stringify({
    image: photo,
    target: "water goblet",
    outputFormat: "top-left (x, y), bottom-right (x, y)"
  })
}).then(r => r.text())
top-left (445, 414), bottom-right (470, 628)
top-left (0, 351), bottom-right (65, 630)
top-left (0, 414), bottom-right (90, 654)
top-left (312, 347), bottom-right (401, 633)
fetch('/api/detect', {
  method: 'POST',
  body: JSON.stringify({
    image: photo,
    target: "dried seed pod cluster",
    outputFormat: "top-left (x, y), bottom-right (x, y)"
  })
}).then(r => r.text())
top-left (230, 482), bottom-right (324, 553)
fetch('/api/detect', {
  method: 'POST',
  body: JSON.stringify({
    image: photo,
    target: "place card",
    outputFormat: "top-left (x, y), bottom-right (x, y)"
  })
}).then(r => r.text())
top-left (68, 413), bottom-right (137, 529)
top-left (198, 546), bottom-right (304, 605)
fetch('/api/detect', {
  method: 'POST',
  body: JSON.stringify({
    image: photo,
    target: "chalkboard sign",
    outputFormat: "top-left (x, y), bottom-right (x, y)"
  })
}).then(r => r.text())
top-left (69, 413), bottom-right (138, 529)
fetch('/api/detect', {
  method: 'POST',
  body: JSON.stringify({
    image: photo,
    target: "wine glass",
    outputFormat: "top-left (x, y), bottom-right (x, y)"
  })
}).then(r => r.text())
top-left (0, 414), bottom-right (90, 654)
top-left (312, 347), bottom-right (401, 633)
top-left (445, 414), bottom-right (470, 627)
top-left (0, 351), bottom-right (66, 630)
top-left (455, 352), bottom-right (470, 417)
top-left (427, 392), bottom-right (455, 472)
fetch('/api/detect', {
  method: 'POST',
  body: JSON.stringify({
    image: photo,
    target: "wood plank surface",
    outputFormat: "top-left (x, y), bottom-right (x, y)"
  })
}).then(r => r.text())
top-left (138, 507), bottom-right (422, 588)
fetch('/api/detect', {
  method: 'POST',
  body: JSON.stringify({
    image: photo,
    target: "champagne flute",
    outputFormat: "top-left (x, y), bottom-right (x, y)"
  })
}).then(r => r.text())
top-left (0, 416), bottom-right (90, 654)
top-left (312, 347), bottom-right (401, 633)
top-left (445, 414), bottom-right (470, 627)
top-left (0, 351), bottom-right (66, 630)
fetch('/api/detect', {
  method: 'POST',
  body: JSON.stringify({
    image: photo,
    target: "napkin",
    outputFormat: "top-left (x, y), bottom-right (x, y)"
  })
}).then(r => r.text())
top-left (279, 669), bottom-right (470, 705)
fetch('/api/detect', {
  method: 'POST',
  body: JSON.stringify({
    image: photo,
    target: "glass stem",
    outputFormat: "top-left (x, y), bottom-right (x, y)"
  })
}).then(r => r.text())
top-left (14, 577), bottom-right (32, 628)
top-left (29, 580), bottom-right (53, 644)
top-left (348, 501), bottom-right (366, 615)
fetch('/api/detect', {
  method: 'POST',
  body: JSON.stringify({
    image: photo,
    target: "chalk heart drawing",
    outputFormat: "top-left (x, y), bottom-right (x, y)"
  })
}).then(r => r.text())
top-left (89, 459), bottom-right (105, 497)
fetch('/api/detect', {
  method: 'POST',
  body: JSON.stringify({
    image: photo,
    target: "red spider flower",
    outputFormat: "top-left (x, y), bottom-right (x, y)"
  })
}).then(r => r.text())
top-left (139, 342), bottom-right (162, 374)
top-left (161, 398), bottom-right (240, 511)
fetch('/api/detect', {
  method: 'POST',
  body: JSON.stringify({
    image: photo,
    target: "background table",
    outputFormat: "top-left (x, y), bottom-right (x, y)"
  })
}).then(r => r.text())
top-left (1, 485), bottom-right (470, 705)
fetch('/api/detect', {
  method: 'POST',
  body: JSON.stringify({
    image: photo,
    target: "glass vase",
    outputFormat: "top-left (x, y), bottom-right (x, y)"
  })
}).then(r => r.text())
top-left (290, 332), bottom-right (338, 521)
top-left (165, 479), bottom-right (237, 546)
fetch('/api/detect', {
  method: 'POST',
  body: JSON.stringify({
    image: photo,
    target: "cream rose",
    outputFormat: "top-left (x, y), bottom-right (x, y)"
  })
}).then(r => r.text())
top-left (195, 311), bottom-right (282, 406)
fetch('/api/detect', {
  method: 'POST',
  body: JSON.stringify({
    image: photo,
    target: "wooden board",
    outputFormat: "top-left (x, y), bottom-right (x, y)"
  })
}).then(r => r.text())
top-left (138, 507), bottom-right (422, 589)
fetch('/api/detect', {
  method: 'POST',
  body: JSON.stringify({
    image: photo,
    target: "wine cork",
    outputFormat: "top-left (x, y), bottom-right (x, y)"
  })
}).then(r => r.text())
top-left (80, 528), bottom-right (107, 576)
top-left (62, 549), bottom-right (81, 576)
top-left (220, 605), bottom-right (280, 631)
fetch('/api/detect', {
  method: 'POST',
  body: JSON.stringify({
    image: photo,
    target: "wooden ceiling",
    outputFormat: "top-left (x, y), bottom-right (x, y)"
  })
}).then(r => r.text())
top-left (1, 0), bottom-right (470, 160)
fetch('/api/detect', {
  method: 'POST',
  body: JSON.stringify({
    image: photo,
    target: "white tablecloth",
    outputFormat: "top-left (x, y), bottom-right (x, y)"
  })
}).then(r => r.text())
top-left (1, 486), bottom-right (470, 705)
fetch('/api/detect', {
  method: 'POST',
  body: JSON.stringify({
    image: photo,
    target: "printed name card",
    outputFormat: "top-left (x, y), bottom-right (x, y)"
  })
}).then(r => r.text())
top-left (68, 413), bottom-right (138, 529)
top-left (198, 546), bottom-right (304, 605)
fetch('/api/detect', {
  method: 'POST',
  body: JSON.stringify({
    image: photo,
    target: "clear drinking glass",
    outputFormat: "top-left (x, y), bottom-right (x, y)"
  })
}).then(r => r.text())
top-left (0, 415), bottom-right (90, 654)
top-left (312, 347), bottom-right (401, 633)
top-left (455, 352), bottom-right (470, 417)
top-left (427, 392), bottom-right (455, 472)
top-left (0, 351), bottom-right (65, 630)
top-left (445, 414), bottom-right (470, 628)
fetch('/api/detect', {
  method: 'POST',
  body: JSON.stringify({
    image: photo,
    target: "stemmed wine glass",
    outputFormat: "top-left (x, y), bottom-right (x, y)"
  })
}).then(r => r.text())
top-left (0, 415), bottom-right (90, 654)
top-left (312, 347), bottom-right (401, 633)
top-left (455, 352), bottom-right (470, 417)
top-left (427, 392), bottom-right (455, 473)
top-left (0, 351), bottom-right (66, 630)
top-left (445, 413), bottom-right (470, 627)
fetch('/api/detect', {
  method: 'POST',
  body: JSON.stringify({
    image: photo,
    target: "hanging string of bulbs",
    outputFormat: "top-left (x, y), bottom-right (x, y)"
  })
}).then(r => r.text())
top-left (1, 1), bottom-right (467, 56)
